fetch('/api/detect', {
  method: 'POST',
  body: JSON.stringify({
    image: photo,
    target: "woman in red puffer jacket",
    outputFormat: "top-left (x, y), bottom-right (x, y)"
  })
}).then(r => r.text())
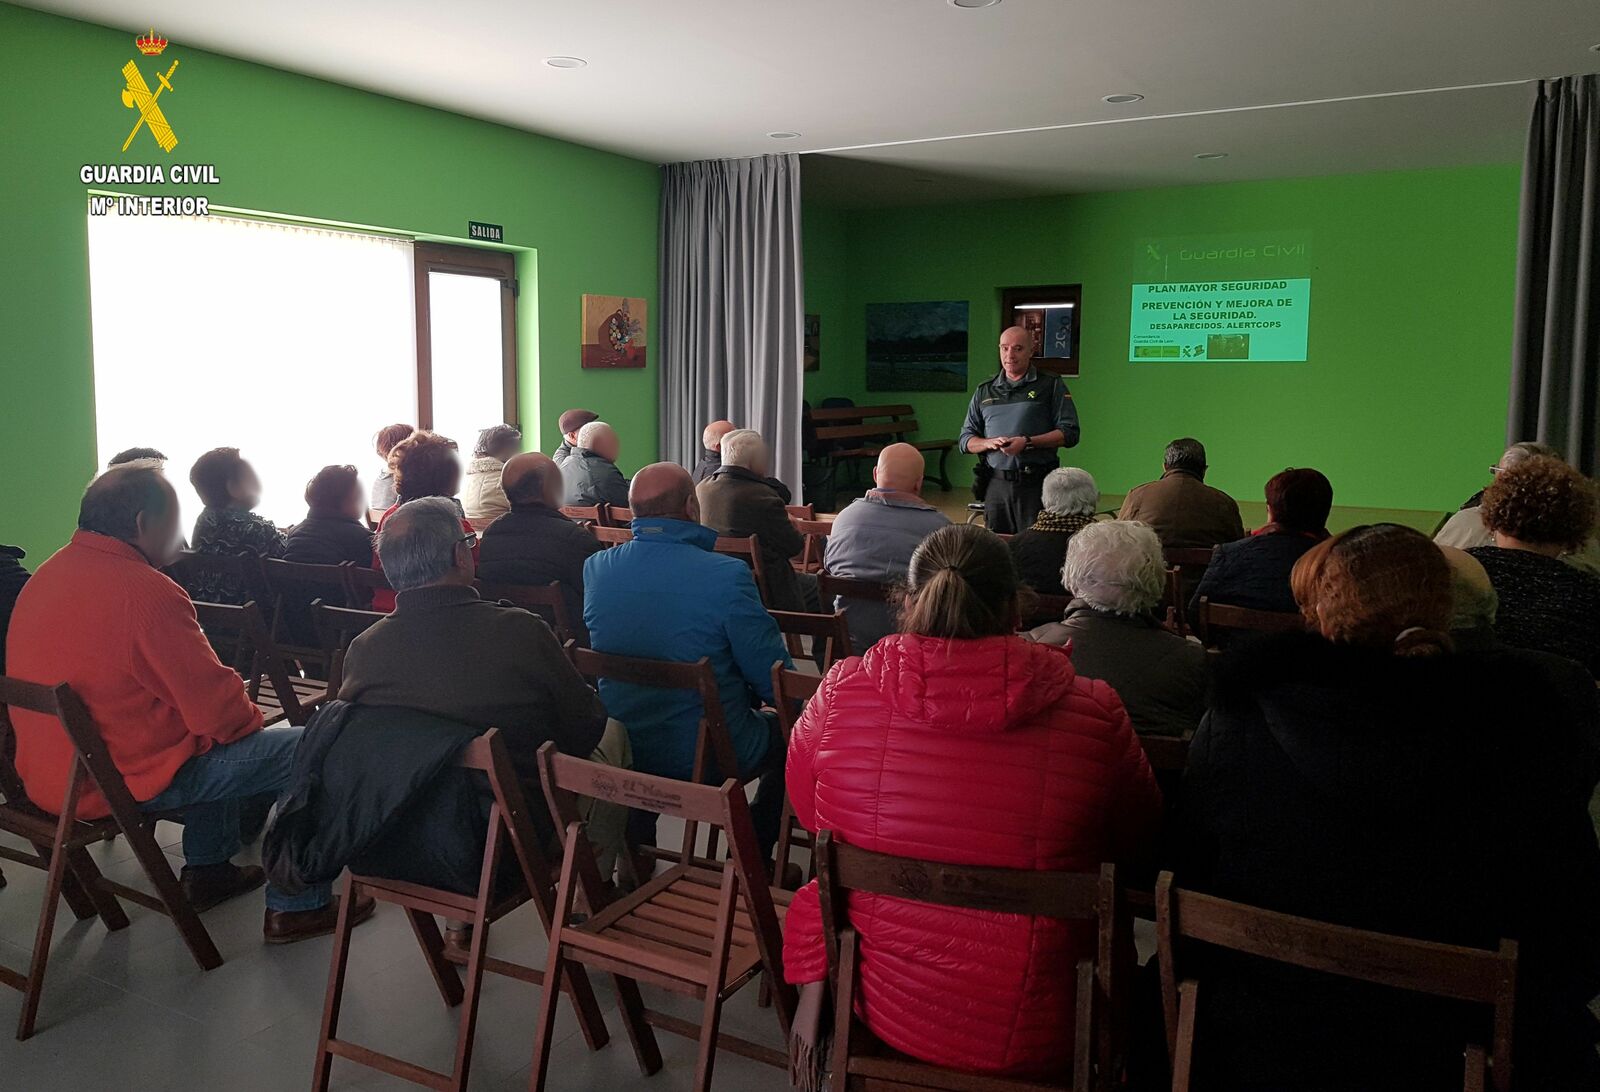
top-left (783, 523), bottom-right (1163, 1079)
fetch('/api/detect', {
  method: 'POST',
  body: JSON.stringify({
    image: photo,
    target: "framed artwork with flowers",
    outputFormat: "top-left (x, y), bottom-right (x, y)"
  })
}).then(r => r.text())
top-left (580, 294), bottom-right (647, 368)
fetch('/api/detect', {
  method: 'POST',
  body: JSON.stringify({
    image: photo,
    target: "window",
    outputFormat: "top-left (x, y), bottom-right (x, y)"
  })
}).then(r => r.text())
top-left (86, 212), bottom-right (519, 531)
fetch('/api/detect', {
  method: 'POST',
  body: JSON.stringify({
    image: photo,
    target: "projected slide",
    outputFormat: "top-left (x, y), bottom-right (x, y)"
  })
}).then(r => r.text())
top-left (1128, 233), bottom-right (1312, 363)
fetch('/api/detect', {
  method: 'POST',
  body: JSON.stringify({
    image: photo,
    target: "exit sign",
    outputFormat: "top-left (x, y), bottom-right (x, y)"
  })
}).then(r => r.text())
top-left (468, 221), bottom-right (504, 243)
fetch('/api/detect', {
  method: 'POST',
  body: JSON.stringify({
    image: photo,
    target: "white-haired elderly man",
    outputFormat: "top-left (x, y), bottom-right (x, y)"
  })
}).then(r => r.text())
top-left (1008, 467), bottom-right (1099, 596)
top-left (1027, 520), bottom-right (1207, 740)
top-left (695, 429), bottom-right (811, 612)
top-left (561, 420), bottom-right (630, 509)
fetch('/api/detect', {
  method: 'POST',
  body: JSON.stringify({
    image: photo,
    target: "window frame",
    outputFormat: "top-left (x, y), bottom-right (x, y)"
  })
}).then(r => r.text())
top-left (413, 241), bottom-right (519, 431)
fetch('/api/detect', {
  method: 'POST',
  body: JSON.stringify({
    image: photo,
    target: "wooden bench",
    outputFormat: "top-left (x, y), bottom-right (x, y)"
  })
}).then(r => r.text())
top-left (808, 404), bottom-right (957, 492)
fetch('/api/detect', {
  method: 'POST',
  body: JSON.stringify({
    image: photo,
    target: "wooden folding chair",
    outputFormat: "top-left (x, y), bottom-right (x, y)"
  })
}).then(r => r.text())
top-left (770, 666), bottom-right (821, 888)
top-left (342, 564), bottom-right (393, 611)
top-left (590, 525), bottom-right (634, 548)
top-left (768, 609), bottom-right (853, 671)
top-left (569, 648), bottom-right (751, 866)
top-left (785, 504), bottom-right (816, 521)
top-left (792, 517), bottom-right (832, 575)
top-left (0, 678), bottom-right (222, 1040)
top-left (1192, 597), bottom-right (1305, 649)
top-left (604, 504), bottom-right (635, 526)
top-left (1153, 872), bottom-right (1518, 1092)
top-left (473, 580), bottom-right (577, 645)
top-left (817, 831), bottom-right (1124, 1092)
top-left (560, 504), bottom-right (606, 524)
top-left (815, 572), bottom-right (894, 606)
top-left (713, 534), bottom-right (770, 604)
top-left (312, 728), bottom-right (608, 1090)
top-left (1160, 567), bottom-right (1186, 633)
top-left (191, 600), bottom-right (328, 726)
top-left (164, 550), bottom-right (272, 606)
top-left (312, 600), bottom-right (387, 695)
top-left (261, 558), bottom-right (353, 670)
top-left (531, 745), bottom-right (796, 1092)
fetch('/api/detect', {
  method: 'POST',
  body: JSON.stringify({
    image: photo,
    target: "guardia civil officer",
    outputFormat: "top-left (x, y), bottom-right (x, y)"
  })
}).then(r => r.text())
top-left (957, 325), bottom-right (1080, 533)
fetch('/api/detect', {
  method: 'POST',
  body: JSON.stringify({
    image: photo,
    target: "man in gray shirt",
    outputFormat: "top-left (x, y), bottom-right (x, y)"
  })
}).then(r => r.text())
top-left (823, 444), bottom-right (951, 653)
top-left (957, 325), bottom-right (1081, 532)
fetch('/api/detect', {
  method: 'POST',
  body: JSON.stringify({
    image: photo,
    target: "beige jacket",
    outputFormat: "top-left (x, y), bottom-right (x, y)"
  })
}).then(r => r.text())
top-left (461, 455), bottom-right (510, 530)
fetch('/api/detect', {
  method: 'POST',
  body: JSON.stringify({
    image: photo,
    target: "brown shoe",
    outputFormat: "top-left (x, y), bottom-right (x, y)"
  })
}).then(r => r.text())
top-left (181, 862), bottom-right (266, 912)
top-left (263, 893), bottom-right (376, 945)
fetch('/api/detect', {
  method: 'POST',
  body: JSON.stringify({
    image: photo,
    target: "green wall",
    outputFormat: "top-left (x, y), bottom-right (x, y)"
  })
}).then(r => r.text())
top-left (801, 164), bottom-right (1521, 513)
top-left (0, 3), bottom-right (659, 561)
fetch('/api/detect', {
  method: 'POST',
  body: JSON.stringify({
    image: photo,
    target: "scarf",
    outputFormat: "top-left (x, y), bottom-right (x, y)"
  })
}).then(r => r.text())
top-left (1029, 510), bottom-right (1095, 535)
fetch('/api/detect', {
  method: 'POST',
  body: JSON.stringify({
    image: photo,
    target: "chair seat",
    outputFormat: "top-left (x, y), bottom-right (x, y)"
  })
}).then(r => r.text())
top-left (569, 864), bottom-right (789, 991)
top-left (0, 802), bottom-right (120, 849)
top-left (255, 676), bottom-right (329, 726)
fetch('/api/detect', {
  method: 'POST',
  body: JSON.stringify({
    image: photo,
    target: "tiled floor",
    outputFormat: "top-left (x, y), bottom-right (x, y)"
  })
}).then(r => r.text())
top-left (0, 819), bottom-right (792, 1091)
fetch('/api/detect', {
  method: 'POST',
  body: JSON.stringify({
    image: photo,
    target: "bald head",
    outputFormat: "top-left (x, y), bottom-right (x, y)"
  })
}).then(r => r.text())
top-left (702, 420), bottom-right (736, 452)
top-left (630, 462), bottom-right (699, 521)
top-left (873, 443), bottom-right (926, 495)
top-left (1438, 544), bottom-right (1497, 632)
top-left (999, 324), bottom-right (1033, 377)
top-left (501, 451), bottom-right (561, 508)
top-left (576, 421), bottom-right (619, 463)
top-left (80, 463), bottom-right (182, 566)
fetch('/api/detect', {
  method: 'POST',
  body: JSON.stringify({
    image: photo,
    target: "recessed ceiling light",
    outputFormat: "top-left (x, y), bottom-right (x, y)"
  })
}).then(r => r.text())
top-left (1102, 93), bottom-right (1144, 104)
top-left (543, 56), bottom-right (587, 69)
top-left (1194, 152), bottom-right (1229, 160)
top-left (949, 0), bottom-right (1002, 8)
top-left (768, 131), bottom-right (802, 139)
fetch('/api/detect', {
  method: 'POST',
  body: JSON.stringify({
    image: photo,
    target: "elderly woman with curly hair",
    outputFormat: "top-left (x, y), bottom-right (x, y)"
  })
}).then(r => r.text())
top-left (369, 430), bottom-right (475, 611)
top-left (1467, 454), bottom-right (1600, 674)
top-left (1178, 523), bottom-right (1600, 1091)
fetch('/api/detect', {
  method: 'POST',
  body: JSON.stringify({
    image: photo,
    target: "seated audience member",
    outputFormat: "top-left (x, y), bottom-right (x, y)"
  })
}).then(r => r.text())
top-left (370, 423), bottom-right (414, 511)
top-left (584, 463), bottom-right (793, 857)
top-left (371, 430), bottom-right (475, 612)
top-left (477, 452), bottom-right (601, 639)
top-left (551, 408), bottom-right (598, 469)
top-left (1438, 441), bottom-right (1600, 579)
top-left (695, 428), bottom-right (810, 612)
top-left (187, 447), bottom-right (287, 604)
top-left (1188, 466), bottom-right (1332, 616)
top-left (461, 424), bottom-right (521, 530)
top-left (107, 446), bottom-right (167, 468)
top-left (1467, 455), bottom-right (1600, 674)
top-left (338, 497), bottom-right (627, 857)
top-left (561, 420), bottom-right (631, 509)
top-left (284, 464), bottom-right (373, 567)
top-left (1029, 520), bottom-right (1208, 739)
top-left (692, 419), bottom-right (736, 484)
top-left (1, 544), bottom-right (29, 671)
top-left (784, 524), bottom-right (1162, 1078)
top-left (7, 464), bottom-right (369, 941)
top-left (1008, 466), bottom-right (1098, 596)
top-left (1117, 437), bottom-right (1245, 549)
top-left (822, 443), bottom-right (950, 653)
top-left (1179, 524), bottom-right (1600, 1091)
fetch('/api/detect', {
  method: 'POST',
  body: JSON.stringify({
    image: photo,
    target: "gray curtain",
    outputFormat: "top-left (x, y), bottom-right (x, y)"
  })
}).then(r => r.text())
top-left (659, 154), bottom-right (805, 497)
top-left (1509, 75), bottom-right (1599, 474)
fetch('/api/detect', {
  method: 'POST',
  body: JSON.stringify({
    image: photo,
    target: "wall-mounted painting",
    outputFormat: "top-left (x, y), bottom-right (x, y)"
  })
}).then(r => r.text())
top-left (866, 300), bottom-right (969, 391)
top-left (803, 313), bottom-right (820, 372)
top-left (581, 294), bottom-right (647, 369)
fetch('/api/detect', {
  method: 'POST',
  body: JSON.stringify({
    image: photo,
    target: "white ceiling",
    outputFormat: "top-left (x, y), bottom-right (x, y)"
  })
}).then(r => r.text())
top-left (23, 0), bottom-right (1600, 205)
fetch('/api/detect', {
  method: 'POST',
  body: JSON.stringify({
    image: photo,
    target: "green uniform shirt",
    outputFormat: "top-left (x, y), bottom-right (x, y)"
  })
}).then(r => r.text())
top-left (957, 367), bottom-right (1080, 470)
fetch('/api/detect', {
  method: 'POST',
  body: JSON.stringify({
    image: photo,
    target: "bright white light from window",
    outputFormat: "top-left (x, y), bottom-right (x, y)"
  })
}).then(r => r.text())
top-left (87, 209), bottom-right (417, 531)
top-left (427, 271), bottom-right (510, 457)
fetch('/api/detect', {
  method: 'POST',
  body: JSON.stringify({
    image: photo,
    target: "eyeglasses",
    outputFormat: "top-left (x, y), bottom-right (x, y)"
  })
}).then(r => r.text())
top-left (459, 533), bottom-right (477, 548)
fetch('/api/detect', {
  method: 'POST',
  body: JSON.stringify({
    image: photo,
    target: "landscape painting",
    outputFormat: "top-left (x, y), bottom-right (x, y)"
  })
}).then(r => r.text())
top-left (865, 300), bottom-right (969, 391)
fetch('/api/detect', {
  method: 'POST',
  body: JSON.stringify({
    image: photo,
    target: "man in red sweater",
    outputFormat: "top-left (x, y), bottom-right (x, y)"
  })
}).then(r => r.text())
top-left (7, 463), bottom-right (372, 942)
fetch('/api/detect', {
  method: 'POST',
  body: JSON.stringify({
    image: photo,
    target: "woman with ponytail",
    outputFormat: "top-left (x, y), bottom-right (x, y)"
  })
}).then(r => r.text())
top-left (782, 524), bottom-right (1162, 1078)
top-left (1178, 523), bottom-right (1600, 1091)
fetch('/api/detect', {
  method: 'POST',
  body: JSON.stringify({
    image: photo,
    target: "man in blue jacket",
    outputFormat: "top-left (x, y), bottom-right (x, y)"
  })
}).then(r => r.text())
top-left (584, 462), bottom-right (794, 860)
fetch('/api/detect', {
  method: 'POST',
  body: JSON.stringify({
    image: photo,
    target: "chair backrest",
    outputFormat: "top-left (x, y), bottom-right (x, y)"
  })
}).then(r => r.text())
top-left (569, 648), bottom-right (737, 860)
top-left (1193, 597), bottom-right (1305, 648)
top-left (1153, 871), bottom-right (1517, 1092)
top-left (713, 534), bottom-right (770, 603)
top-left (1163, 548), bottom-right (1216, 569)
top-left (793, 518), bottom-right (833, 573)
top-left (0, 677), bottom-right (148, 824)
top-left (768, 609), bottom-right (853, 669)
top-left (785, 504), bottom-right (816, 521)
top-left (165, 550), bottom-right (272, 605)
top-left (341, 564), bottom-right (393, 609)
top-left (261, 558), bottom-right (352, 651)
top-left (590, 524), bottom-right (634, 548)
top-left (817, 830), bottom-right (1121, 1091)
top-left (817, 571), bottom-right (893, 603)
top-left (473, 580), bottom-right (575, 644)
top-left (560, 504), bottom-right (605, 524)
top-left (312, 600), bottom-right (386, 695)
top-left (448, 728), bottom-right (560, 926)
top-left (192, 600), bottom-right (317, 725)
top-left (770, 665), bottom-right (821, 744)
top-left (603, 504), bottom-right (634, 526)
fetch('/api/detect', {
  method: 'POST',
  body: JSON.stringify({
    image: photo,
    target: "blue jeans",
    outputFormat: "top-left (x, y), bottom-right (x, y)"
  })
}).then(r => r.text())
top-left (140, 726), bottom-right (328, 913)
